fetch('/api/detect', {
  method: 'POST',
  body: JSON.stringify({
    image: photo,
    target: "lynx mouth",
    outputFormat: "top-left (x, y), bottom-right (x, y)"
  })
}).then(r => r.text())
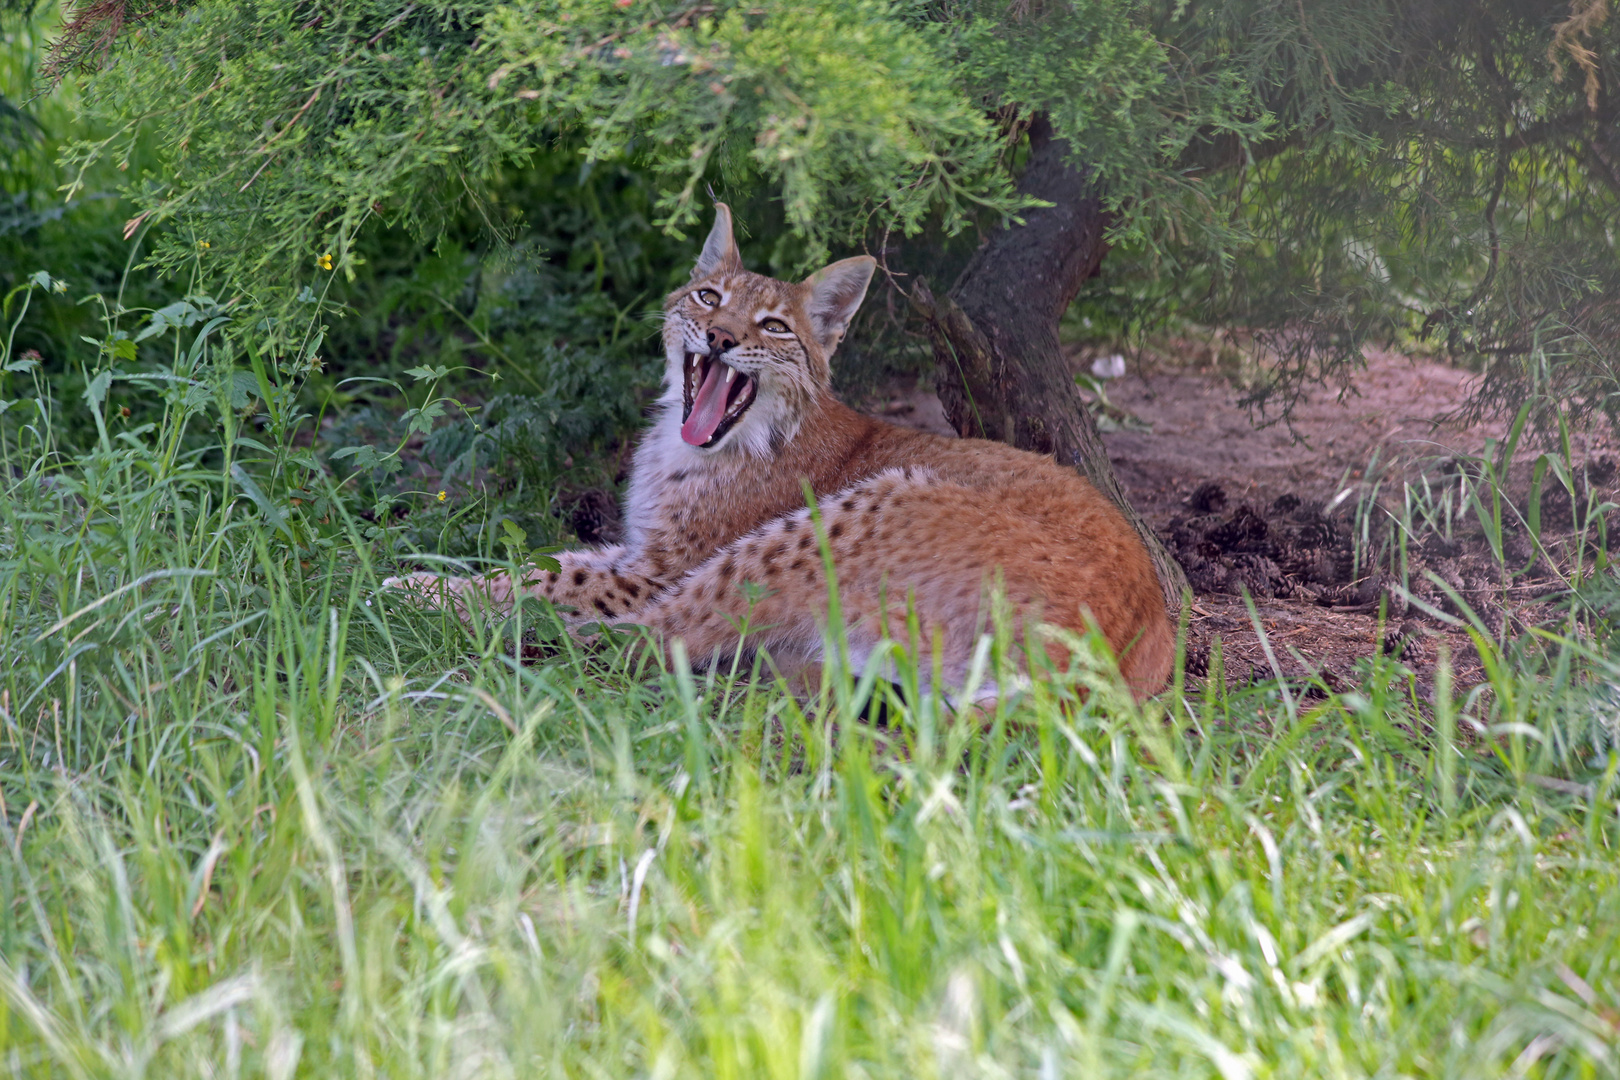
top-left (680, 350), bottom-right (757, 448)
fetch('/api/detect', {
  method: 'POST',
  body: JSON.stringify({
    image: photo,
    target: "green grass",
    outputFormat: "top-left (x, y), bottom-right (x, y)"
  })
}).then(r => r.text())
top-left (2, 317), bottom-right (1620, 1078)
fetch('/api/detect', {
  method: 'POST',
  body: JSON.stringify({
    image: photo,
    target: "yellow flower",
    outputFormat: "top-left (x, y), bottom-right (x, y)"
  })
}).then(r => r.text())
top-left (436, 490), bottom-right (447, 502)
top-left (197, 240), bottom-right (210, 250)
top-left (317, 252), bottom-right (334, 271)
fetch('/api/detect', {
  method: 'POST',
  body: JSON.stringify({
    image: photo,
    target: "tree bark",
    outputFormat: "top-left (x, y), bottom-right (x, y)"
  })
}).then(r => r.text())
top-left (909, 114), bottom-right (1190, 613)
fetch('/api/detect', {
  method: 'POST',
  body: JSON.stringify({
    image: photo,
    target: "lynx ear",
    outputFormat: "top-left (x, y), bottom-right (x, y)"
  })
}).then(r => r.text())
top-left (804, 255), bottom-right (877, 355)
top-left (691, 203), bottom-right (742, 279)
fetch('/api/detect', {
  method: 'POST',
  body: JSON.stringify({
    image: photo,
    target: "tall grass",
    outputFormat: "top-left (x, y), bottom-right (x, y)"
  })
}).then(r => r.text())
top-left (1, 267), bottom-right (1619, 1077)
top-left (0, 93), bottom-right (1616, 1074)
top-left (1344, 400), bottom-right (1620, 782)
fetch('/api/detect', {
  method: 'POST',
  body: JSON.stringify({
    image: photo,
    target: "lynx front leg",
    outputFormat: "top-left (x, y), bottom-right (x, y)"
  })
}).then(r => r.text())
top-left (384, 545), bottom-right (666, 622)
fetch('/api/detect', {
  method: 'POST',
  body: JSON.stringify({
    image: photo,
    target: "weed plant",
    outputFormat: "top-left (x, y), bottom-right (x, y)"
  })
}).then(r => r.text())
top-left (1345, 401), bottom-right (1620, 773)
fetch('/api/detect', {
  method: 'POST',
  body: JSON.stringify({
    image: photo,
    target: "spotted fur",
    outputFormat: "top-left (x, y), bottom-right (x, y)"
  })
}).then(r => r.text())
top-left (386, 204), bottom-right (1173, 700)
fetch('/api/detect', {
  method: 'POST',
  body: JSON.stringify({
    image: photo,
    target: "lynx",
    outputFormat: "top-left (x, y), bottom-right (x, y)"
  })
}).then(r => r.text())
top-left (386, 205), bottom-right (1173, 700)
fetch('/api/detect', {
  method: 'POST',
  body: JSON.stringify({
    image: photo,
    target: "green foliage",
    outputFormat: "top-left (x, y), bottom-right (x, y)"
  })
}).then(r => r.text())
top-left (1, 1), bottom-right (189, 462)
top-left (16, 0), bottom-right (1614, 437)
top-left (60, 0), bottom-right (1043, 341)
top-left (36, 0), bottom-right (1275, 348)
top-left (1083, 0), bottom-right (1620, 427)
top-left (6, 5), bottom-right (688, 535)
top-left (941, 0), bottom-right (1268, 250)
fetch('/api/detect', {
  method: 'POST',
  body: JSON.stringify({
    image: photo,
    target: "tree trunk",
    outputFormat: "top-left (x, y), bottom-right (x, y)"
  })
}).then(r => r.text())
top-left (909, 114), bottom-right (1190, 613)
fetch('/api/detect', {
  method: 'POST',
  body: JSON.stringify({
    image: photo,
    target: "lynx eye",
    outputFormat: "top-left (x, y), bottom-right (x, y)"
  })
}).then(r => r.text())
top-left (760, 317), bottom-right (791, 334)
top-left (694, 288), bottom-right (720, 307)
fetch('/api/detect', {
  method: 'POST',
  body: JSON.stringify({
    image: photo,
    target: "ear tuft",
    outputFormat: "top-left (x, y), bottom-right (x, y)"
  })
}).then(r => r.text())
top-left (803, 256), bottom-right (877, 356)
top-left (692, 203), bottom-right (742, 279)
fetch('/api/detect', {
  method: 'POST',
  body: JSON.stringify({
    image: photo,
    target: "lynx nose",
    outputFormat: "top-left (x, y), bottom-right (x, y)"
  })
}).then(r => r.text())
top-left (706, 327), bottom-right (738, 353)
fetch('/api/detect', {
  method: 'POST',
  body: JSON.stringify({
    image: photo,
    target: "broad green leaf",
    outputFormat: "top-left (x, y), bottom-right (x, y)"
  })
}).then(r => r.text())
top-left (84, 370), bottom-right (112, 409)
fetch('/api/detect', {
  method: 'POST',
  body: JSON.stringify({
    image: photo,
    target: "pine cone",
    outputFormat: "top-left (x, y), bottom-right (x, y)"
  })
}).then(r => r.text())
top-left (1189, 481), bottom-right (1228, 513)
top-left (1380, 620), bottom-right (1426, 662)
top-left (1207, 505), bottom-right (1268, 552)
top-left (568, 488), bottom-right (622, 545)
top-left (1270, 492), bottom-right (1302, 515)
top-left (1229, 553), bottom-right (1288, 597)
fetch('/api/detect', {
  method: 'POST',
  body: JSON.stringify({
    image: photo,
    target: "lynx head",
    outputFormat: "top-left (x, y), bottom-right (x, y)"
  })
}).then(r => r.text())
top-left (661, 204), bottom-right (875, 455)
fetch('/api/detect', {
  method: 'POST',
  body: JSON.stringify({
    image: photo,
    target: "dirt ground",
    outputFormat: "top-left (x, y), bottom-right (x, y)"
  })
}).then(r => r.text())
top-left (860, 345), bottom-right (1618, 698)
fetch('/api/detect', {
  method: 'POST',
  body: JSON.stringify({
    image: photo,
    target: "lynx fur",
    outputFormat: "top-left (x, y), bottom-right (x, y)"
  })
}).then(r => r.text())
top-left (386, 205), bottom-right (1173, 700)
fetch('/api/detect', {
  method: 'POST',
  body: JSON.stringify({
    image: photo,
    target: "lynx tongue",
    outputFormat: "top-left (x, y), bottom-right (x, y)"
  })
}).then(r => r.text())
top-left (681, 359), bottom-right (735, 446)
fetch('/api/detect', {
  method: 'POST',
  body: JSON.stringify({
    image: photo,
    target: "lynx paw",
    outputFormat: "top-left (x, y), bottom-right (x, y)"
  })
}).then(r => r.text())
top-left (380, 571), bottom-right (485, 617)
top-left (382, 571), bottom-right (455, 597)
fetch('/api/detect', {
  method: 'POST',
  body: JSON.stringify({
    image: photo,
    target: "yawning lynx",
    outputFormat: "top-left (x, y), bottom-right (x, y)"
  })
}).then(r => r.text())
top-left (386, 205), bottom-right (1173, 699)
